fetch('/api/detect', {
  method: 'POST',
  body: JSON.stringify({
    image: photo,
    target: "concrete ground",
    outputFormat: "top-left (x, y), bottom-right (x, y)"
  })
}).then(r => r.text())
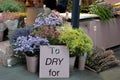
top-left (0, 65), bottom-right (104, 80)
top-left (0, 41), bottom-right (120, 80)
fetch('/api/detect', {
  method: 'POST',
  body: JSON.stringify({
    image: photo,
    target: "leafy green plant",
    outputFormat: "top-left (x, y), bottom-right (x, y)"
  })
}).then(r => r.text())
top-left (67, 0), bottom-right (72, 12)
top-left (80, 6), bottom-right (89, 13)
top-left (89, 5), bottom-right (113, 21)
top-left (86, 47), bottom-right (120, 72)
top-left (0, 0), bottom-right (26, 12)
top-left (59, 28), bottom-right (93, 56)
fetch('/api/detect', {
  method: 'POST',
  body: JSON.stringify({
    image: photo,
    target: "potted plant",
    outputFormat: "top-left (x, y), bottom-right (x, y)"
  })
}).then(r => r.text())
top-left (59, 28), bottom-right (93, 70)
top-left (34, 9), bottom-right (64, 28)
top-left (89, 1), bottom-right (114, 21)
top-left (0, 0), bottom-right (25, 12)
top-left (32, 26), bottom-right (61, 45)
top-left (12, 35), bottom-right (49, 73)
top-left (0, 0), bottom-right (26, 38)
top-left (9, 27), bottom-right (32, 63)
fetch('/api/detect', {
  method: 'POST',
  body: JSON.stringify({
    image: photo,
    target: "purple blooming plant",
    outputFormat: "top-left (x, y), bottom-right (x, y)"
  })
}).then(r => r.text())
top-left (34, 10), bottom-right (63, 28)
top-left (12, 35), bottom-right (49, 56)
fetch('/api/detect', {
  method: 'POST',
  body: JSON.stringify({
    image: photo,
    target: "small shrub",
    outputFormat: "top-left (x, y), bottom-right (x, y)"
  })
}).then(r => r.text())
top-left (0, 0), bottom-right (25, 12)
top-left (59, 28), bottom-right (93, 56)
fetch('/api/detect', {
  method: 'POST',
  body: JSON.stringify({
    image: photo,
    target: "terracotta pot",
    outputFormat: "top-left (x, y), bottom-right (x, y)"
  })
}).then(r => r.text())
top-left (26, 55), bottom-right (38, 73)
top-left (78, 53), bottom-right (87, 70)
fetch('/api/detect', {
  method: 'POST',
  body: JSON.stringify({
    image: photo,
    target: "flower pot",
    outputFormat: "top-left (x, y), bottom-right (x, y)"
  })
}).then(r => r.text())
top-left (70, 56), bottom-right (76, 70)
top-left (0, 31), bottom-right (4, 41)
top-left (4, 19), bottom-right (18, 30)
top-left (26, 55), bottom-right (38, 73)
top-left (0, 23), bottom-right (6, 41)
top-left (78, 53), bottom-right (87, 70)
top-left (4, 19), bottom-right (18, 38)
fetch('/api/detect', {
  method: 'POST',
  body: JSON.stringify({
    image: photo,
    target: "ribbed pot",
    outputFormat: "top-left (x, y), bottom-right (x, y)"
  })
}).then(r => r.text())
top-left (26, 55), bottom-right (38, 73)
top-left (70, 56), bottom-right (76, 70)
top-left (78, 53), bottom-right (87, 70)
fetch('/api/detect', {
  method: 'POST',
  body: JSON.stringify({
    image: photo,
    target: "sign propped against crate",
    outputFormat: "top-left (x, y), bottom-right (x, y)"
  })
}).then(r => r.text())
top-left (39, 45), bottom-right (69, 78)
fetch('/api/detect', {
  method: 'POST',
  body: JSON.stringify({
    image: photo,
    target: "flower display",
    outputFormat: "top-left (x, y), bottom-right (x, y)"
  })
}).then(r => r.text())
top-left (10, 27), bottom-right (32, 44)
top-left (34, 10), bottom-right (64, 28)
top-left (32, 26), bottom-right (61, 45)
top-left (12, 35), bottom-right (49, 56)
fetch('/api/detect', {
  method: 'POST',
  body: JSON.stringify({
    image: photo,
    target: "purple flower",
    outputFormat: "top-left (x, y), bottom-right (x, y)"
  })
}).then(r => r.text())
top-left (12, 35), bottom-right (49, 56)
top-left (33, 11), bottom-right (63, 28)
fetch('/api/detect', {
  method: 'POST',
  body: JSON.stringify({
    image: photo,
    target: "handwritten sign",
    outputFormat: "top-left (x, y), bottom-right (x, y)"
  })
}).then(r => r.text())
top-left (39, 45), bottom-right (69, 78)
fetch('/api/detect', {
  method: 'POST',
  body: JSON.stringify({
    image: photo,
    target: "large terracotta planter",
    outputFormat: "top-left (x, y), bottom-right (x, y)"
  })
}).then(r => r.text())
top-left (26, 55), bottom-right (38, 73)
top-left (78, 53), bottom-right (87, 70)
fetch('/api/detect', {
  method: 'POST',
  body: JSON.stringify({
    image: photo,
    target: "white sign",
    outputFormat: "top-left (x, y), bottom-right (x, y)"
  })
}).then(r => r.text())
top-left (39, 45), bottom-right (69, 78)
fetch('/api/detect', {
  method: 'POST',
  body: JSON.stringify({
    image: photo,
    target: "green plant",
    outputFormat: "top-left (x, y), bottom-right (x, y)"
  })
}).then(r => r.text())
top-left (89, 5), bottom-right (113, 21)
top-left (67, 0), bottom-right (72, 12)
top-left (80, 6), bottom-right (89, 13)
top-left (59, 28), bottom-right (93, 56)
top-left (0, 0), bottom-right (26, 12)
top-left (86, 47), bottom-right (120, 72)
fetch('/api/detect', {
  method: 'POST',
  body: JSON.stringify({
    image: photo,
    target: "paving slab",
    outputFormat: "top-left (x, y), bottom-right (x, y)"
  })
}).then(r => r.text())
top-left (100, 66), bottom-right (120, 80)
top-left (0, 64), bottom-right (104, 80)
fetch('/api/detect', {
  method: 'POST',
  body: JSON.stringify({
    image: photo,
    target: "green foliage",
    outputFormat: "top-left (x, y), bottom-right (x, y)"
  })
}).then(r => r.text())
top-left (89, 5), bottom-right (113, 21)
top-left (95, 0), bottom-right (104, 3)
top-left (67, 0), bottom-right (72, 12)
top-left (59, 28), bottom-right (93, 56)
top-left (0, 0), bottom-right (26, 12)
top-left (86, 47), bottom-right (120, 72)
top-left (80, 6), bottom-right (89, 13)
